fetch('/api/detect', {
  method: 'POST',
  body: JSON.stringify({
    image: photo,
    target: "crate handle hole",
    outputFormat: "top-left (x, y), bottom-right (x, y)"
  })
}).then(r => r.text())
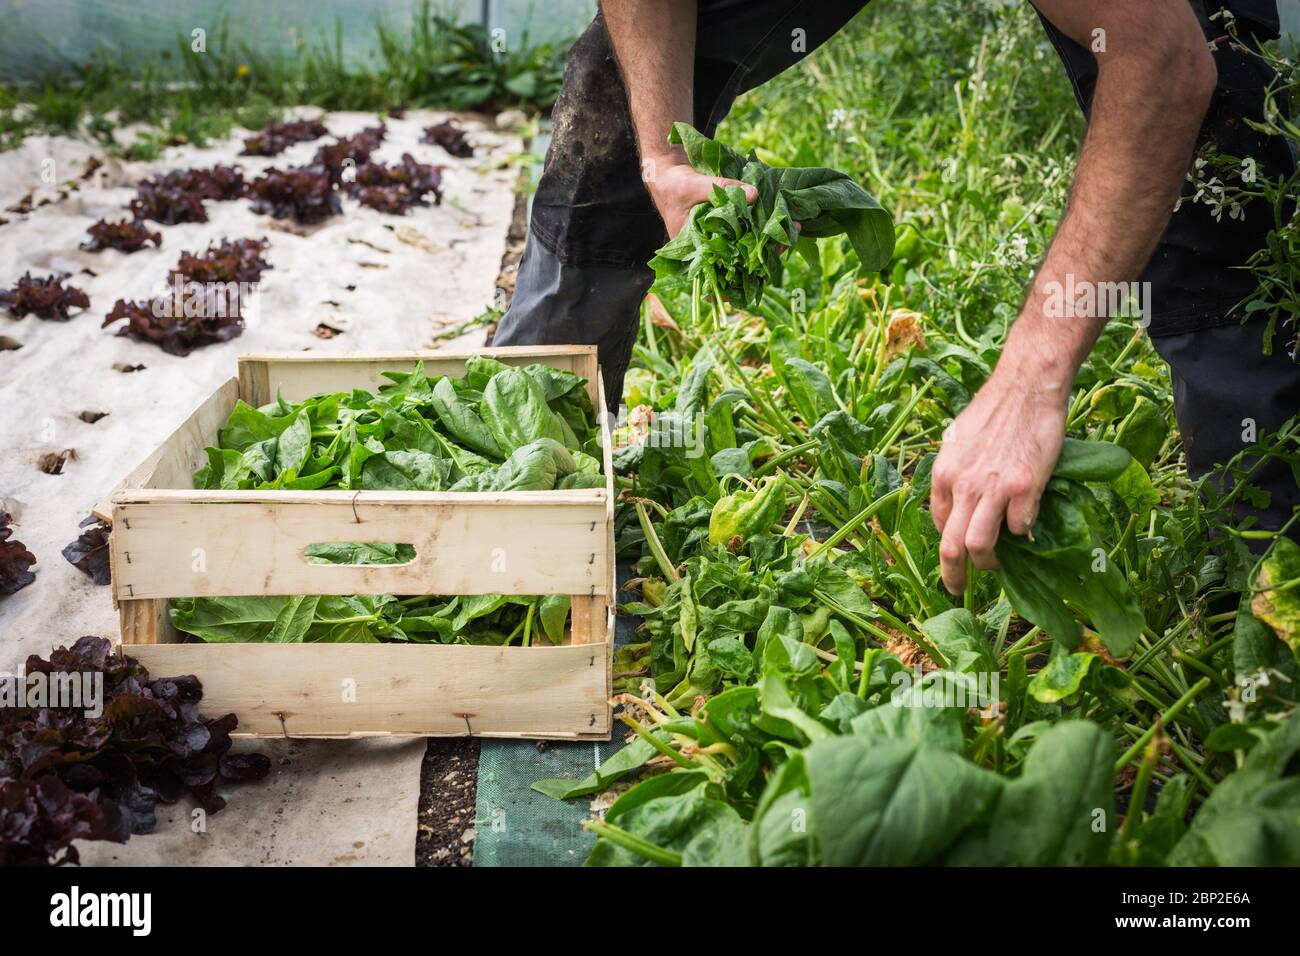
top-left (303, 542), bottom-right (418, 566)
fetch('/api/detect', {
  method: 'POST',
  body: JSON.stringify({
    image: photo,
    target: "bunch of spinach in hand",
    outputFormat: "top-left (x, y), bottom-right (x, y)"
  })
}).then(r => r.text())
top-left (172, 357), bottom-right (602, 646)
top-left (649, 122), bottom-right (895, 310)
top-left (994, 439), bottom-right (1147, 658)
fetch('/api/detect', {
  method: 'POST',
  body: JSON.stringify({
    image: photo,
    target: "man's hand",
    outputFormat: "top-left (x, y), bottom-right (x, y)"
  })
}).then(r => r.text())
top-left (931, 359), bottom-right (1068, 595)
top-left (645, 159), bottom-right (757, 237)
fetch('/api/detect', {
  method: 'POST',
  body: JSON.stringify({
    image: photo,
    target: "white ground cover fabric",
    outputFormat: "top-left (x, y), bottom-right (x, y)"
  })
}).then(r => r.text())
top-left (0, 109), bottom-right (520, 865)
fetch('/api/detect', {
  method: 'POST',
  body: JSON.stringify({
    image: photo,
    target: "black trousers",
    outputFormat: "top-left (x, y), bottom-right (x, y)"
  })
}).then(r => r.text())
top-left (495, 0), bottom-right (1298, 534)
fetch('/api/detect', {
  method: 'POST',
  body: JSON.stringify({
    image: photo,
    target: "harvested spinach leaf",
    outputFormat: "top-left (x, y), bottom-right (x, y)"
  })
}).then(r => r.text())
top-left (173, 357), bottom-right (604, 647)
top-left (481, 366), bottom-right (569, 452)
top-left (450, 438), bottom-right (576, 492)
top-left (430, 376), bottom-right (503, 458)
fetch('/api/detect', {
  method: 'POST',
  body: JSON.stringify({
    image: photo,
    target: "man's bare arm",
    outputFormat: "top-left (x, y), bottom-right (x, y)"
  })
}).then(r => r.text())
top-left (602, 0), bottom-right (755, 236)
top-left (1008, 1), bottom-right (1217, 388)
top-left (931, 0), bottom-right (1216, 593)
top-left (602, 1), bottom-right (696, 170)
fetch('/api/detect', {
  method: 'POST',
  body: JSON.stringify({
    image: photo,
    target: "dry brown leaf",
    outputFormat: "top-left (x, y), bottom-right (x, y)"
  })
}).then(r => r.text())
top-left (645, 293), bottom-right (681, 333)
top-left (79, 155), bottom-right (104, 181)
top-left (884, 631), bottom-right (938, 672)
top-left (38, 449), bottom-right (76, 475)
top-left (266, 219), bottom-right (310, 237)
top-left (346, 237), bottom-right (391, 254)
top-left (396, 224), bottom-right (438, 252)
top-left (313, 321), bottom-right (346, 339)
top-left (1078, 628), bottom-right (1125, 666)
top-left (884, 309), bottom-right (927, 361)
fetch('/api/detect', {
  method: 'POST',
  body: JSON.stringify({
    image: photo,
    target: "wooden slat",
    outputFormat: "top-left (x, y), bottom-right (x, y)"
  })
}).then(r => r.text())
top-left (576, 349), bottom-right (600, 401)
top-left (239, 345), bottom-right (599, 406)
top-left (237, 360), bottom-right (270, 411)
top-left (569, 369), bottom-right (618, 648)
top-left (126, 642), bottom-right (612, 738)
top-left (110, 491), bottom-right (610, 600)
top-left (570, 596), bottom-right (603, 645)
top-left (91, 378), bottom-right (240, 521)
top-left (597, 370), bottom-right (616, 530)
top-left (119, 598), bottom-right (175, 645)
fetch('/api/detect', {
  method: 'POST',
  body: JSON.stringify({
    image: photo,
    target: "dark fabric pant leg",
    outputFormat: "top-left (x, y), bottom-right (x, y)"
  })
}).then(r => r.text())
top-left (493, 10), bottom-right (662, 412)
top-left (496, 239), bottom-right (655, 408)
top-left (495, 2), bottom-right (871, 410)
top-left (1150, 323), bottom-right (1300, 539)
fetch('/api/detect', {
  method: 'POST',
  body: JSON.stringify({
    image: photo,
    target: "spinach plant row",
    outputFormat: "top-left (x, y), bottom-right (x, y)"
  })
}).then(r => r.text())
top-left (538, 244), bottom-right (1300, 866)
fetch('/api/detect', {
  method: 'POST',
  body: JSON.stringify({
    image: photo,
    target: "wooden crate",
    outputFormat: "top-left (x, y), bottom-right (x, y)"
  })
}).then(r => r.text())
top-left (103, 347), bottom-right (614, 740)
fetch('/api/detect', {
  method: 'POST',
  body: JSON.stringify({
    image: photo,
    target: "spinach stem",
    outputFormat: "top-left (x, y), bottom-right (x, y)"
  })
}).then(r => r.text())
top-left (1168, 737), bottom-right (1218, 792)
top-left (755, 439), bottom-right (819, 477)
top-left (783, 493), bottom-right (811, 536)
top-left (623, 715), bottom-right (699, 770)
top-left (807, 490), bottom-right (895, 560)
top-left (1113, 678), bottom-right (1211, 774)
top-left (636, 501), bottom-right (680, 582)
top-left (1171, 647), bottom-right (1225, 688)
top-left (1118, 727), bottom-right (1159, 845)
top-left (583, 821), bottom-right (682, 866)
top-left (872, 378), bottom-right (935, 454)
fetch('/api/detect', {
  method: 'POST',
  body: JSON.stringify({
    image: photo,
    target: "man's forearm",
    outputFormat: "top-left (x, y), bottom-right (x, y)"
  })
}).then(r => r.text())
top-left (601, 1), bottom-right (754, 238)
top-left (931, 1), bottom-right (1219, 593)
top-left (602, 0), bottom-right (698, 170)
top-left (1005, 1), bottom-right (1218, 397)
